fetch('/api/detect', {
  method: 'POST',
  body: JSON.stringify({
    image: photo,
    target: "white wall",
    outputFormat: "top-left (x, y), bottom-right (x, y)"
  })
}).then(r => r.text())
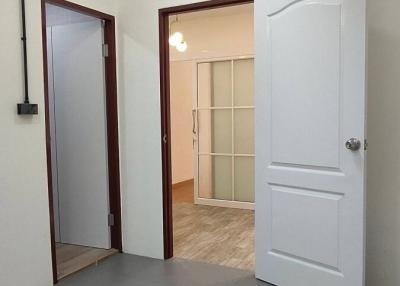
top-left (366, 1), bottom-right (400, 285)
top-left (1, 1), bottom-right (52, 285)
top-left (0, 1), bottom-right (115, 285)
top-left (116, 0), bottom-right (164, 259)
top-left (170, 61), bottom-right (194, 184)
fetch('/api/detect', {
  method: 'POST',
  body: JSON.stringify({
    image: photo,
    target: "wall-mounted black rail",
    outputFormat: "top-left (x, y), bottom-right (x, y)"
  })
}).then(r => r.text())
top-left (17, 0), bottom-right (38, 115)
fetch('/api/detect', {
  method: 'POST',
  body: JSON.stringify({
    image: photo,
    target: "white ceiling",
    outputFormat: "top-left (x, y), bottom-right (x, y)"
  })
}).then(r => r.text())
top-left (46, 3), bottom-right (98, 27)
top-left (169, 3), bottom-right (253, 22)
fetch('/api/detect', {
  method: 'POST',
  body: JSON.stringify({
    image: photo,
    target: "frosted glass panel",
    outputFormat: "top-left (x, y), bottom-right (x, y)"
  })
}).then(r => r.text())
top-left (234, 157), bottom-right (255, 202)
top-left (198, 155), bottom-right (212, 199)
top-left (234, 59), bottom-right (254, 106)
top-left (197, 63), bottom-right (212, 108)
top-left (211, 61), bottom-right (232, 107)
top-left (213, 110), bottom-right (232, 153)
top-left (234, 109), bottom-right (254, 154)
top-left (213, 156), bottom-right (233, 200)
top-left (199, 155), bottom-right (232, 200)
top-left (198, 110), bottom-right (232, 154)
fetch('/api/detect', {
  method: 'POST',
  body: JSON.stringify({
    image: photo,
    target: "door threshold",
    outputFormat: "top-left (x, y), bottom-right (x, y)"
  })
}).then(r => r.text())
top-left (56, 243), bottom-right (118, 280)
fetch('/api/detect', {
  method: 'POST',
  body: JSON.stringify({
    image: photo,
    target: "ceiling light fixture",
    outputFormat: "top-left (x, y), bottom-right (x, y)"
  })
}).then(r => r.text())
top-left (169, 32), bottom-right (183, 47)
top-left (176, 41), bottom-right (188, 52)
top-left (169, 15), bottom-right (187, 53)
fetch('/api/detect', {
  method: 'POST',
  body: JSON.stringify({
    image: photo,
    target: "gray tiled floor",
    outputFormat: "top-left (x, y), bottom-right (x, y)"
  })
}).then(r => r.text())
top-left (58, 254), bottom-right (272, 286)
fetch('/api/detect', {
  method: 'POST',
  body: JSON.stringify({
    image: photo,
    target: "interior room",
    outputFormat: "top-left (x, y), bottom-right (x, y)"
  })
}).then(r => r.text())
top-left (5, 0), bottom-right (400, 286)
top-left (45, 3), bottom-right (117, 280)
top-left (169, 3), bottom-right (255, 270)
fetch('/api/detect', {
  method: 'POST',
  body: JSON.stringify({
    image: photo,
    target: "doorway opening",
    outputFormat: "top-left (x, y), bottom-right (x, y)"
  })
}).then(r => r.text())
top-left (159, 0), bottom-right (254, 270)
top-left (41, 0), bottom-right (121, 283)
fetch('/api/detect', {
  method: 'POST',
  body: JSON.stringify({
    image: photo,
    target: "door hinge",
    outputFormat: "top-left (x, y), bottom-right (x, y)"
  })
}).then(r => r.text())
top-left (102, 44), bottom-right (109, 57)
top-left (108, 213), bottom-right (115, 227)
top-left (364, 139), bottom-right (368, 151)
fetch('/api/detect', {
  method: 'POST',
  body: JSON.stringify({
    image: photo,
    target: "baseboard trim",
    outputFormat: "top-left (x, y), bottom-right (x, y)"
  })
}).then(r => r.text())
top-left (172, 179), bottom-right (194, 189)
top-left (195, 197), bottom-right (255, 210)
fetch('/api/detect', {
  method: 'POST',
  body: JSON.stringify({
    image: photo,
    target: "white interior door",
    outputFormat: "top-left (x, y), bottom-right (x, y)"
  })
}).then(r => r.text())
top-left (46, 27), bottom-right (61, 243)
top-left (50, 19), bottom-right (111, 249)
top-left (255, 0), bottom-right (366, 285)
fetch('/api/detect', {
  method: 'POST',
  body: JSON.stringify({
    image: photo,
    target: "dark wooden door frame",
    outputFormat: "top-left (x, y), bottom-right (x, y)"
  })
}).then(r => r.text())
top-left (41, 0), bottom-right (122, 283)
top-left (159, 0), bottom-right (254, 259)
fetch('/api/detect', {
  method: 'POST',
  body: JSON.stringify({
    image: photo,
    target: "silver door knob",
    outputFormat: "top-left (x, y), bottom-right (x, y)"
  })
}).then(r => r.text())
top-left (345, 138), bottom-right (361, 151)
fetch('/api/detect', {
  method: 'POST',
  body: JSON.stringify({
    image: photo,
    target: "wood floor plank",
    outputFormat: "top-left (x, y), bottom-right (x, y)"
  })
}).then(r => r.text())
top-left (56, 244), bottom-right (118, 280)
top-left (173, 182), bottom-right (255, 271)
top-left (173, 180), bottom-right (195, 204)
top-left (56, 244), bottom-right (92, 264)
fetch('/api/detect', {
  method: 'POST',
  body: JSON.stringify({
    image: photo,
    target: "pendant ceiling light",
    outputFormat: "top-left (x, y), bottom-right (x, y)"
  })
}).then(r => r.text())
top-left (169, 32), bottom-right (183, 47)
top-left (176, 41), bottom-right (188, 52)
top-left (169, 15), bottom-right (187, 52)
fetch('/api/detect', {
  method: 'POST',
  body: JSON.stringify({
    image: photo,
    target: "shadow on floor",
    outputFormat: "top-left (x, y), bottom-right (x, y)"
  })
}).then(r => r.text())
top-left (58, 253), bottom-right (272, 286)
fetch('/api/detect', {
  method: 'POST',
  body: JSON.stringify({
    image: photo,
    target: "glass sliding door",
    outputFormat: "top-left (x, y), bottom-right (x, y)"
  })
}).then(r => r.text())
top-left (195, 58), bottom-right (254, 209)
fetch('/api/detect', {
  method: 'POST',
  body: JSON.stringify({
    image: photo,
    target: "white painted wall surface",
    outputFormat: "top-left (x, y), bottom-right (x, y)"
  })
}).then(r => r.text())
top-left (0, 1), bottom-right (115, 285)
top-left (366, 1), bottom-right (400, 285)
top-left (170, 61), bottom-right (194, 184)
top-left (117, 0), bottom-right (164, 259)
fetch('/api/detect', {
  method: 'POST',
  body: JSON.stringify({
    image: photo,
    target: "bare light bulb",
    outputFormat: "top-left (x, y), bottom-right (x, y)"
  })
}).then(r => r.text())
top-left (168, 32), bottom-right (183, 47)
top-left (176, 41), bottom-right (188, 52)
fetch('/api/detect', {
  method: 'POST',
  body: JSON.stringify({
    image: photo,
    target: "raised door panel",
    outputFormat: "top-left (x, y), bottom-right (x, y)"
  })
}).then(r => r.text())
top-left (270, 3), bottom-right (341, 169)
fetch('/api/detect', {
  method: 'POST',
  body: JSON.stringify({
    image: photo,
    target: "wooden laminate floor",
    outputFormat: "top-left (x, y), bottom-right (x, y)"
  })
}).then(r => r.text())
top-left (172, 181), bottom-right (255, 271)
top-left (56, 243), bottom-right (118, 280)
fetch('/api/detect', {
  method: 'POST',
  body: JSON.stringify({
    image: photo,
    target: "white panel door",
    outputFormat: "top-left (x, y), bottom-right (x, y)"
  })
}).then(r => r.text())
top-left (46, 27), bottom-right (60, 243)
top-left (255, 0), bottom-right (366, 286)
top-left (51, 20), bottom-right (110, 249)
